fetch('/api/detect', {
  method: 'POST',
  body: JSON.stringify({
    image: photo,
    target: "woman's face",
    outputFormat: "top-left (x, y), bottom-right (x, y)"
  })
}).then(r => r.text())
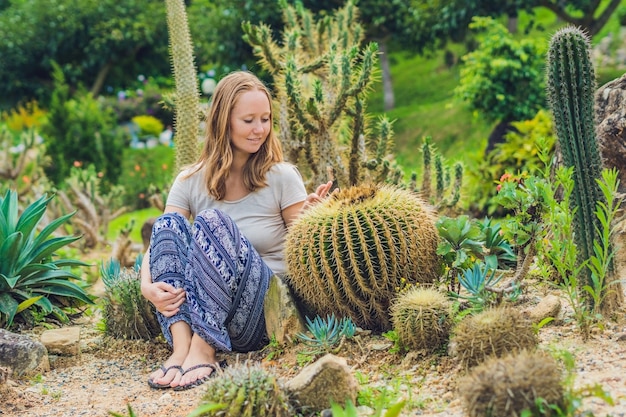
top-left (229, 89), bottom-right (271, 157)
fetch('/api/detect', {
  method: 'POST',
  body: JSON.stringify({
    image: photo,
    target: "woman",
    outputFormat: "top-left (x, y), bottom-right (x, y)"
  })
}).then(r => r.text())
top-left (140, 71), bottom-right (331, 391)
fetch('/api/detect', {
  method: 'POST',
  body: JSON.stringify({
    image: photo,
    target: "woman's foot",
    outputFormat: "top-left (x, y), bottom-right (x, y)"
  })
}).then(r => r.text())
top-left (173, 334), bottom-right (220, 390)
top-left (147, 351), bottom-right (186, 388)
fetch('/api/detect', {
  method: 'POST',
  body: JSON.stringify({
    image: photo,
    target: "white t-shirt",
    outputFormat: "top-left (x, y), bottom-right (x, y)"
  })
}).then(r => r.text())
top-left (166, 162), bottom-right (307, 274)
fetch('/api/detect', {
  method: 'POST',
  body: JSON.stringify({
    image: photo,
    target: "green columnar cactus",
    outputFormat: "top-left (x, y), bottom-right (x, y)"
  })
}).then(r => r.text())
top-left (165, 0), bottom-right (200, 172)
top-left (391, 287), bottom-right (453, 352)
top-left (546, 26), bottom-right (605, 307)
top-left (418, 136), bottom-right (463, 210)
top-left (242, 0), bottom-right (400, 188)
top-left (285, 184), bottom-right (441, 331)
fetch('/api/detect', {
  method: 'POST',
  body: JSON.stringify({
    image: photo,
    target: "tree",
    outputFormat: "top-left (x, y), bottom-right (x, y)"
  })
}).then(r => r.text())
top-left (454, 17), bottom-right (546, 152)
top-left (0, 0), bottom-right (168, 108)
top-left (411, 0), bottom-right (621, 55)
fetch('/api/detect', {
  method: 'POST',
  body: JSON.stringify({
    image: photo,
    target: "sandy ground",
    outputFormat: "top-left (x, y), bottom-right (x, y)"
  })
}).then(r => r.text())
top-left (1, 291), bottom-right (626, 417)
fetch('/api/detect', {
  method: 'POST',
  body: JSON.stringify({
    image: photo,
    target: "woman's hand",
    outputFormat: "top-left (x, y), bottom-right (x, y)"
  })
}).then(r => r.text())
top-left (302, 180), bottom-right (334, 212)
top-left (141, 279), bottom-right (186, 317)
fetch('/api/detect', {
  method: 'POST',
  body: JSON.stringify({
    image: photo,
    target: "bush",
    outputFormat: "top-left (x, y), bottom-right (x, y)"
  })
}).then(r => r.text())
top-left (42, 63), bottom-right (126, 188)
top-left (118, 145), bottom-right (175, 210)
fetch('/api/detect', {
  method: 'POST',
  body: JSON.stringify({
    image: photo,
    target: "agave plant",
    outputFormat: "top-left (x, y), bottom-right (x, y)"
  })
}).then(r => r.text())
top-left (296, 314), bottom-right (356, 354)
top-left (0, 189), bottom-right (92, 328)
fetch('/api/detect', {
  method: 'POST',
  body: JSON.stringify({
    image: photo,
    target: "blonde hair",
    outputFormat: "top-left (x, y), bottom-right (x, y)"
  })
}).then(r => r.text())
top-left (185, 71), bottom-right (283, 200)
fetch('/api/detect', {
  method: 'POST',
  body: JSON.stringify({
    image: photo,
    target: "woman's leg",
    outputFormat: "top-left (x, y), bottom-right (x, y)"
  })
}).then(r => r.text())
top-left (177, 209), bottom-right (272, 385)
top-left (147, 212), bottom-right (194, 386)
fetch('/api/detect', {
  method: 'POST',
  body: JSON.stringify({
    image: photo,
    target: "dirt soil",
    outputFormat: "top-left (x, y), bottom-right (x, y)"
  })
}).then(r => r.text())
top-left (1, 289), bottom-right (626, 417)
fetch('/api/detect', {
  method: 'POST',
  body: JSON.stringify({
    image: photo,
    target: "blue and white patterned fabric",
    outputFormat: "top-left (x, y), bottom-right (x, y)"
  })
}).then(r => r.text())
top-left (149, 210), bottom-right (271, 352)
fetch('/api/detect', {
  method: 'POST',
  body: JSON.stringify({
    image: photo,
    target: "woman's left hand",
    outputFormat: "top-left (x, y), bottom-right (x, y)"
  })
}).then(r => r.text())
top-left (302, 181), bottom-right (334, 211)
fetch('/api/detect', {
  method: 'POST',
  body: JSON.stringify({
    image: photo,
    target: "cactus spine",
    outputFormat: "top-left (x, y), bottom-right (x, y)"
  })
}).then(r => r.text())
top-left (242, 0), bottom-right (399, 188)
top-left (546, 26), bottom-right (605, 308)
top-left (165, 0), bottom-right (200, 172)
top-left (285, 184), bottom-right (440, 331)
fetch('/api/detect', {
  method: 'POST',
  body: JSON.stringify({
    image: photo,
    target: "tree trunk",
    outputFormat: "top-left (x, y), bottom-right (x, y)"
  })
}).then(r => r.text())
top-left (378, 39), bottom-right (395, 111)
top-left (90, 61), bottom-right (114, 97)
top-left (485, 119), bottom-right (517, 154)
top-left (507, 15), bottom-right (518, 34)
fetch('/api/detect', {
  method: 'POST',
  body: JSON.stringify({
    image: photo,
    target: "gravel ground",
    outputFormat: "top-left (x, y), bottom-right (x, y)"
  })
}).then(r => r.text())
top-left (1, 294), bottom-right (626, 417)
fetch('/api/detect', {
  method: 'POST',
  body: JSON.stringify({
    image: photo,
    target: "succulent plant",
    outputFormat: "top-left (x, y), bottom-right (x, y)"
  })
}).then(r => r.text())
top-left (460, 349), bottom-right (565, 417)
top-left (285, 183), bottom-right (441, 332)
top-left (296, 314), bottom-right (356, 354)
top-left (100, 256), bottom-right (161, 340)
top-left (390, 287), bottom-right (453, 352)
top-left (193, 362), bottom-right (293, 417)
top-left (450, 306), bottom-right (538, 370)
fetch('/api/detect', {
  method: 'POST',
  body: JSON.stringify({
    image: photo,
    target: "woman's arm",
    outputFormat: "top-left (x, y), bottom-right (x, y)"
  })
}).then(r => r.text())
top-left (140, 205), bottom-right (190, 317)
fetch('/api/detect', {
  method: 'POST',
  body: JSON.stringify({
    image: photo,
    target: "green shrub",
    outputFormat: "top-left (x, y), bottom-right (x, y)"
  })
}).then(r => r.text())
top-left (0, 189), bottom-right (92, 329)
top-left (131, 115), bottom-right (164, 138)
top-left (42, 62), bottom-right (126, 188)
top-left (118, 146), bottom-right (175, 210)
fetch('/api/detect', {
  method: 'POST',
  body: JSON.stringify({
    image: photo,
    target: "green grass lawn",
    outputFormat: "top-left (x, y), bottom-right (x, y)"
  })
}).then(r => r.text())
top-left (107, 207), bottom-right (161, 245)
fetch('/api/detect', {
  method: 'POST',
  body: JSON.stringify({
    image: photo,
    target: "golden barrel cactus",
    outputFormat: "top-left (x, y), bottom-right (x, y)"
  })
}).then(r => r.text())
top-left (391, 287), bottom-right (453, 352)
top-left (460, 350), bottom-right (565, 417)
top-left (285, 184), bottom-right (440, 331)
top-left (451, 306), bottom-right (538, 370)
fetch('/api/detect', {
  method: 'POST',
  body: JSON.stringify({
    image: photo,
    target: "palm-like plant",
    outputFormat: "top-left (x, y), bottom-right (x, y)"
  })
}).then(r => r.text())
top-left (0, 189), bottom-right (92, 328)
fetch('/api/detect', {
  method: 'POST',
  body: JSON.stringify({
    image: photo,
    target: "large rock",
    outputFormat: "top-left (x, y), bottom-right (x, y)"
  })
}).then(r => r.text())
top-left (264, 274), bottom-right (306, 345)
top-left (595, 74), bottom-right (626, 194)
top-left (40, 326), bottom-right (81, 356)
top-left (0, 329), bottom-right (48, 376)
top-left (285, 354), bottom-right (358, 412)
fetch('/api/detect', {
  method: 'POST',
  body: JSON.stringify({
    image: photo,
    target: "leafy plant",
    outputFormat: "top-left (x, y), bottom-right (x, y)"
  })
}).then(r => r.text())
top-left (330, 399), bottom-right (406, 417)
top-left (478, 217), bottom-right (516, 270)
top-left (0, 189), bottom-right (92, 329)
top-left (296, 314), bottom-right (356, 354)
top-left (109, 404), bottom-right (138, 417)
top-left (452, 263), bottom-right (502, 313)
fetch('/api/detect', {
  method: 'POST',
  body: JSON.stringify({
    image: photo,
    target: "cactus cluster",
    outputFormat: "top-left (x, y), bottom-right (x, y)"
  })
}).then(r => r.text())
top-left (460, 350), bottom-right (565, 417)
top-left (100, 257), bottom-right (161, 340)
top-left (242, 0), bottom-right (400, 188)
top-left (285, 184), bottom-right (440, 331)
top-left (194, 362), bottom-right (293, 417)
top-left (450, 306), bottom-right (538, 370)
top-left (390, 287), bottom-right (453, 352)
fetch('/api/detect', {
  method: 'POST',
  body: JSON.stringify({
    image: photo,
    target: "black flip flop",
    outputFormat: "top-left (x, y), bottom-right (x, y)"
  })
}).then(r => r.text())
top-left (147, 364), bottom-right (183, 389)
top-left (173, 360), bottom-right (227, 391)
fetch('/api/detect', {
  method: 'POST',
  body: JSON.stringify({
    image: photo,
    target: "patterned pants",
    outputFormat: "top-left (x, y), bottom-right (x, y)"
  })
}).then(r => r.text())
top-left (149, 210), bottom-right (271, 352)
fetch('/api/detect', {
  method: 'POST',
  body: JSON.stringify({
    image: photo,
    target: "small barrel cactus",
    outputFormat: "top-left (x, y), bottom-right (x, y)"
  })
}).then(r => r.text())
top-left (450, 306), bottom-right (538, 370)
top-left (391, 287), bottom-right (453, 352)
top-left (285, 183), bottom-right (440, 331)
top-left (193, 362), bottom-right (293, 417)
top-left (101, 258), bottom-right (161, 340)
top-left (460, 349), bottom-right (565, 417)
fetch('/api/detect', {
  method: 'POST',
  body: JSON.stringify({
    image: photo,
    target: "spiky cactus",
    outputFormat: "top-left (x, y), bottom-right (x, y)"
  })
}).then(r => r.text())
top-left (460, 350), bottom-right (565, 417)
top-left (285, 184), bottom-right (441, 331)
top-left (101, 257), bottom-right (161, 340)
top-left (546, 26), bottom-right (606, 308)
top-left (193, 362), bottom-right (293, 417)
top-left (391, 287), bottom-right (453, 352)
top-left (450, 306), bottom-right (538, 370)
top-left (242, 0), bottom-right (401, 188)
top-left (165, 0), bottom-right (200, 172)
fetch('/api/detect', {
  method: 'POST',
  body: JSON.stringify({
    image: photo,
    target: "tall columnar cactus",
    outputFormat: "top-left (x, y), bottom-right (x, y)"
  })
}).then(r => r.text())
top-left (546, 26), bottom-right (605, 307)
top-left (242, 0), bottom-right (401, 188)
top-left (285, 184), bottom-right (441, 331)
top-left (165, 0), bottom-right (200, 172)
